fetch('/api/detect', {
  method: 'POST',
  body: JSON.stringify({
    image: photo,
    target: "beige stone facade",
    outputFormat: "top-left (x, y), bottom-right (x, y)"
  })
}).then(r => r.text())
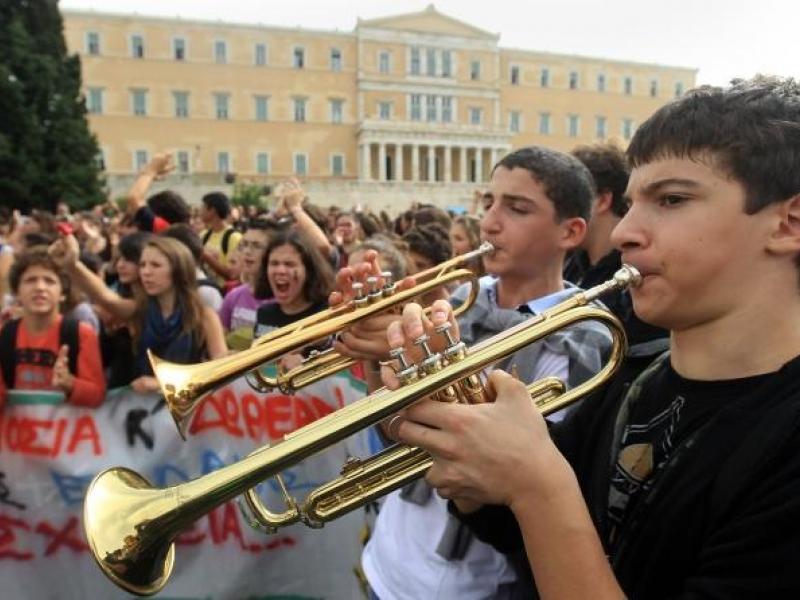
top-left (62, 6), bottom-right (696, 211)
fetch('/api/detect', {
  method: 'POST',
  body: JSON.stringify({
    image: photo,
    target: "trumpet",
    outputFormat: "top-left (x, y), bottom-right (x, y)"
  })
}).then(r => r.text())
top-left (83, 265), bottom-right (640, 596)
top-left (156, 242), bottom-right (493, 439)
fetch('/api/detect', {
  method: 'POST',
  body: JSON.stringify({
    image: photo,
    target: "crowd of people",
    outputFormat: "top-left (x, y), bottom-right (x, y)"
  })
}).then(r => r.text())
top-left (2, 74), bottom-right (800, 599)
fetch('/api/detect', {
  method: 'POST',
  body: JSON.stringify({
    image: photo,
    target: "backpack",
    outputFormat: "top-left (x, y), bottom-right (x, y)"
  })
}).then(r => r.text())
top-left (202, 227), bottom-right (235, 256)
top-left (0, 318), bottom-right (79, 388)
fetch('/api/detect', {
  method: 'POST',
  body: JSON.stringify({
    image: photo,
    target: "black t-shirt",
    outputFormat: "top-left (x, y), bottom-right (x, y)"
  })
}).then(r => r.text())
top-left (253, 300), bottom-right (327, 338)
top-left (606, 360), bottom-right (774, 541)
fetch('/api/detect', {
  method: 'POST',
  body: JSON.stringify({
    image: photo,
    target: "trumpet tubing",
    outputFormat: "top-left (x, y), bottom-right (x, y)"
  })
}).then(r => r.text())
top-left (84, 265), bottom-right (640, 596)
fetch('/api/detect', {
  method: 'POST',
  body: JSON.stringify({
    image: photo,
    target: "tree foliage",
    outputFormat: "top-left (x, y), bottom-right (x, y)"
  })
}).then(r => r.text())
top-left (0, 0), bottom-right (104, 212)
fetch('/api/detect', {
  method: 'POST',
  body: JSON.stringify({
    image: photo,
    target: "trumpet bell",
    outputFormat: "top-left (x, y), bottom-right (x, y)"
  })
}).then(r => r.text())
top-left (84, 468), bottom-right (176, 596)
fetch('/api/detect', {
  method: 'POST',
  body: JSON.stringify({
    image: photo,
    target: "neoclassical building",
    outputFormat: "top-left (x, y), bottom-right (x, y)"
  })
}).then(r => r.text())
top-left (63, 5), bottom-right (696, 211)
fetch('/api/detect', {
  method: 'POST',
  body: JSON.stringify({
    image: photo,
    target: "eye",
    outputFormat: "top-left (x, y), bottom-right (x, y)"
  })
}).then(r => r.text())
top-left (481, 196), bottom-right (494, 210)
top-left (509, 202), bottom-right (530, 215)
top-left (659, 194), bottom-right (687, 207)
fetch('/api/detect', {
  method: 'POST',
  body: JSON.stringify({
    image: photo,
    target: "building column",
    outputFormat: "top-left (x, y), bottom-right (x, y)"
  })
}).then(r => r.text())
top-left (443, 144), bottom-right (452, 183)
top-left (361, 143), bottom-right (371, 180)
top-left (378, 143), bottom-right (387, 181)
top-left (412, 144), bottom-right (420, 182)
top-left (427, 145), bottom-right (436, 182)
top-left (475, 147), bottom-right (484, 182)
top-left (460, 146), bottom-right (468, 183)
top-left (395, 143), bottom-right (404, 182)
top-left (491, 147), bottom-right (500, 169)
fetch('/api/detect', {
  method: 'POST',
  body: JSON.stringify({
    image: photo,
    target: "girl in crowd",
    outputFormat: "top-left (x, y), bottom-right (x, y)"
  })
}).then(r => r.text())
top-left (450, 214), bottom-right (485, 277)
top-left (50, 234), bottom-right (226, 393)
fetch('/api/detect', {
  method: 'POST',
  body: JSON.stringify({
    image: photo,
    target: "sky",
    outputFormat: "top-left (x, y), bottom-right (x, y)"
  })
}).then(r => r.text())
top-left (59, 0), bottom-right (796, 87)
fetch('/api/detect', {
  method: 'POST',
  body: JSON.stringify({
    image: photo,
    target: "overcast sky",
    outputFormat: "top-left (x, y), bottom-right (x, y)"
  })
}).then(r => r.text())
top-left (59, 0), bottom-right (796, 86)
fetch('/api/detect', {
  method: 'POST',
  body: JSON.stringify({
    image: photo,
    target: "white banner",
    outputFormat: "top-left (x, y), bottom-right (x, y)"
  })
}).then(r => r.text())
top-left (0, 370), bottom-right (377, 599)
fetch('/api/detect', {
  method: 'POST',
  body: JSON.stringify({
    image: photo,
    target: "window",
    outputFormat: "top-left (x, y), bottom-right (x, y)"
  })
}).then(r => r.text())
top-left (441, 96), bottom-right (453, 123)
top-left (650, 79), bottom-right (658, 98)
top-left (569, 71), bottom-right (579, 90)
top-left (214, 40), bottom-right (227, 64)
top-left (217, 152), bottom-right (230, 174)
top-left (173, 38), bottom-right (186, 61)
top-left (623, 76), bottom-right (633, 95)
top-left (177, 150), bottom-right (190, 174)
top-left (254, 95), bottom-right (269, 121)
top-left (130, 89), bottom-right (147, 116)
top-left (214, 93), bottom-right (229, 119)
top-left (131, 34), bottom-right (144, 59)
top-left (331, 154), bottom-right (344, 176)
top-left (294, 153), bottom-right (308, 176)
top-left (254, 43), bottom-right (267, 66)
top-left (510, 65), bottom-right (520, 85)
top-left (330, 48), bottom-right (342, 72)
top-left (622, 118), bottom-right (634, 140)
top-left (256, 152), bottom-right (270, 174)
top-left (95, 150), bottom-right (106, 171)
top-left (441, 50), bottom-right (452, 78)
top-left (568, 114), bottom-right (580, 137)
top-left (539, 112), bottom-right (551, 135)
top-left (597, 73), bottom-right (606, 92)
top-left (379, 101), bottom-right (391, 120)
top-left (540, 68), bottom-right (550, 88)
top-left (509, 111), bottom-right (521, 133)
top-left (470, 107), bottom-right (482, 125)
top-left (410, 94), bottom-right (422, 121)
top-left (674, 81), bottom-right (684, 98)
top-left (293, 97), bottom-right (307, 122)
top-left (134, 150), bottom-right (149, 171)
top-left (470, 60), bottom-right (480, 81)
top-left (86, 32), bottom-right (100, 55)
top-left (330, 99), bottom-right (343, 123)
top-left (173, 91), bottom-right (189, 118)
top-left (596, 116), bottom-right (607, 139)
top-left (379, 51), bottom-right (390, 74)
top-left (426, 48), bottom-right (436, 76)
top-left (426, 95), bottom-right (437, 122)
top-left (293, 47), bottom-right (305, 69)
top-left (410, 47), bottom-right (421, 75)
top-left (87, 88), bottom-right (103, 114)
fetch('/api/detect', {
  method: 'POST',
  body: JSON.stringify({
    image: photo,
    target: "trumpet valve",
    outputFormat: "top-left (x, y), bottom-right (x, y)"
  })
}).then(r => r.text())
top-left (352, 282), bottom-right (368, 308)
top-left (436, 322), bottom-right (467, 363)
top-left (367, 276), bottom-right (382, 302)
top-left (390, 346), bottom-right (419, 385)
top-left (414, 333), bottom-right (443, 376)
top-left (381, 271), bottom-right (396, 297)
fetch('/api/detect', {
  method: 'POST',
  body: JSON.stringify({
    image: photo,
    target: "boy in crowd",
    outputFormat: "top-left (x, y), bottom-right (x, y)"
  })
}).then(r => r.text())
top-left (200, 191), bottom-right (242, 287)
top-left (126, 152), bottom-right (192, 234)
top-left (0, 248), bottom-right (105, 410)
top-left (391, 76), bottom-right (800, 598)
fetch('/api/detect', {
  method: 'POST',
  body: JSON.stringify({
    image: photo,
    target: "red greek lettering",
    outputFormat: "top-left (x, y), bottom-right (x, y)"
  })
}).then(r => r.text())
top-left (65, 415), bottom-right (101, 456)
top-left (190, 392), bottom-right (244, 437)
top-left (35, 516), bottom-right (88, 556)
top-left (0, 515), bottom-right (34, 561)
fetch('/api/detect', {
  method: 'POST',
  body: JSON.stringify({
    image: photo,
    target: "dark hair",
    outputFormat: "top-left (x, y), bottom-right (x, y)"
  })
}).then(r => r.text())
top-left (253, 230), bottom-right (334, 304)
top-left (9, 247), bottom-right (69, 297)
top-left (24, 232), bottom-right (55, 248)
top-left (118, 231), bottom-right (152, 263)
top-left (202, 191), bottom-right (231, 219)
top-left (356, 212), bottom-right (383, 238)
top-left (147, 190), bottom-right (191, 224)
top-left (493, 146), bottom-right (595, 222)
top-left (628, 76), bottom-right (800, 215)
top-left (414, 205), bottom-right (452, 230)
top-left (403, 223), bottom-right (452, 266)
top-left (571, 143), bottom-right (630, 218)
top-left (161, 223), bottom-right (203, 264)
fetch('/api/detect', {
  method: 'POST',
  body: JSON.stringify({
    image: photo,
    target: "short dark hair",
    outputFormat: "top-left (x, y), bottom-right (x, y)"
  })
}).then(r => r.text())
top-left (118, 231), bottom-right (152, 263)
top-left (147, 190), bottom-right (191, 224)
top-left (627, 75), bottom-right (800, 215)
top-left (493, 146), bottom-right (595, 222)
top-left (9, 247), bottom-right (69, 297)
top-left (571, 143), bottom-right (630, 218)
top-left (254, 229), bottom-right (334, 303)
top-left (202, 191), bottom-right (231, 219)
top-left (403, 223), bottom-right (452, 266)
top-left (414, 205), bottom-right (452, 230)
top-left (161, 223), bottom-right (203, 264)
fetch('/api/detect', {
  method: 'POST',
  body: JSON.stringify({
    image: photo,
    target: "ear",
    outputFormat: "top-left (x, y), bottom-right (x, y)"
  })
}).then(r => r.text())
top-left (593, 191), bottom-right (614, 216)
top-left (766, 194), bottom-right (800, 257)
top-left (558, 217), bottom-right (588, 251)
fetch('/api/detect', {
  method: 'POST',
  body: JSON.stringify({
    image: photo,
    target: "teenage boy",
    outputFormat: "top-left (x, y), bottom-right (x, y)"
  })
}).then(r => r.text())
top-left (338, 146), bottom-right (614, 599)
top-left (389, 76), bottom-right (800, 598)
top-left (0, 248), bottom-right (105, 411)
top-left (200, 191), bottom-right (242, 287)
top-left (126, 152), bottom-right (192, 233)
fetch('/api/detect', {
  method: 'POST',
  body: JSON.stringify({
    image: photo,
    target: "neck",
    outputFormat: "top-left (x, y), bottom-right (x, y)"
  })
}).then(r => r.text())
top-left (211, 219), bottom-right (226, 232)
top-left (281, 297), bottom-right (313, 316)
top-left (23, 311), bottom-right (59, 334)
top-left (584, 217), bottom-right (620, 266)
top-left (156, 290), bottom-right (176, 316)
top-left (671, 277), bottom-right (800, 380)
top-left (495, 262), bottom-right (564, 309)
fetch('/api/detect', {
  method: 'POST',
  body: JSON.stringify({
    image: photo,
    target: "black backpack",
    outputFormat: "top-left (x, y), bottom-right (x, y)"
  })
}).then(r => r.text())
top-left (0, 318), bottom-right (80, 388)
top-left (202, 227), bottom-right (235, 256)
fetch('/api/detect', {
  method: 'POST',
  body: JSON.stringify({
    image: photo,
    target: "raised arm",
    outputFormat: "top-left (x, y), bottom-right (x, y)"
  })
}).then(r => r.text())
top-left (277, 178), bottom-right (332, 257)
top-left (126, 152), bottom-right (175, 216)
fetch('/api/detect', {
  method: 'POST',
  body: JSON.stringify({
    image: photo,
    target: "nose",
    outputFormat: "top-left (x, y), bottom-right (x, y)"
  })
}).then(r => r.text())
top-left (610, 203), bottom-right (647, 254)
top-left (480, 203), bottom-right (501, 236)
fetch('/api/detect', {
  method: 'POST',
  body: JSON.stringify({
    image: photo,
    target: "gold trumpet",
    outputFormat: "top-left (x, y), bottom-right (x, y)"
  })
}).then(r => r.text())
top-left (156, 242), bottom-right (493, 439)
top-left (83, 265), bottom-right (640, 596)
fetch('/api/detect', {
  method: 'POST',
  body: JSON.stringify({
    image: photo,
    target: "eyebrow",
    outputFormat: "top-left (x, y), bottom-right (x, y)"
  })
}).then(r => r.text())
top-left (640, 178), bottom-right (702, 195)
top-left (484, 191), bottom-right (537, 205)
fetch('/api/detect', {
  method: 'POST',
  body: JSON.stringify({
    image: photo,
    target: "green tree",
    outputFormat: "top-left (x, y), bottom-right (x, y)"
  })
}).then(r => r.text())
top-left (0, 0), bottom-right (104, 213)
